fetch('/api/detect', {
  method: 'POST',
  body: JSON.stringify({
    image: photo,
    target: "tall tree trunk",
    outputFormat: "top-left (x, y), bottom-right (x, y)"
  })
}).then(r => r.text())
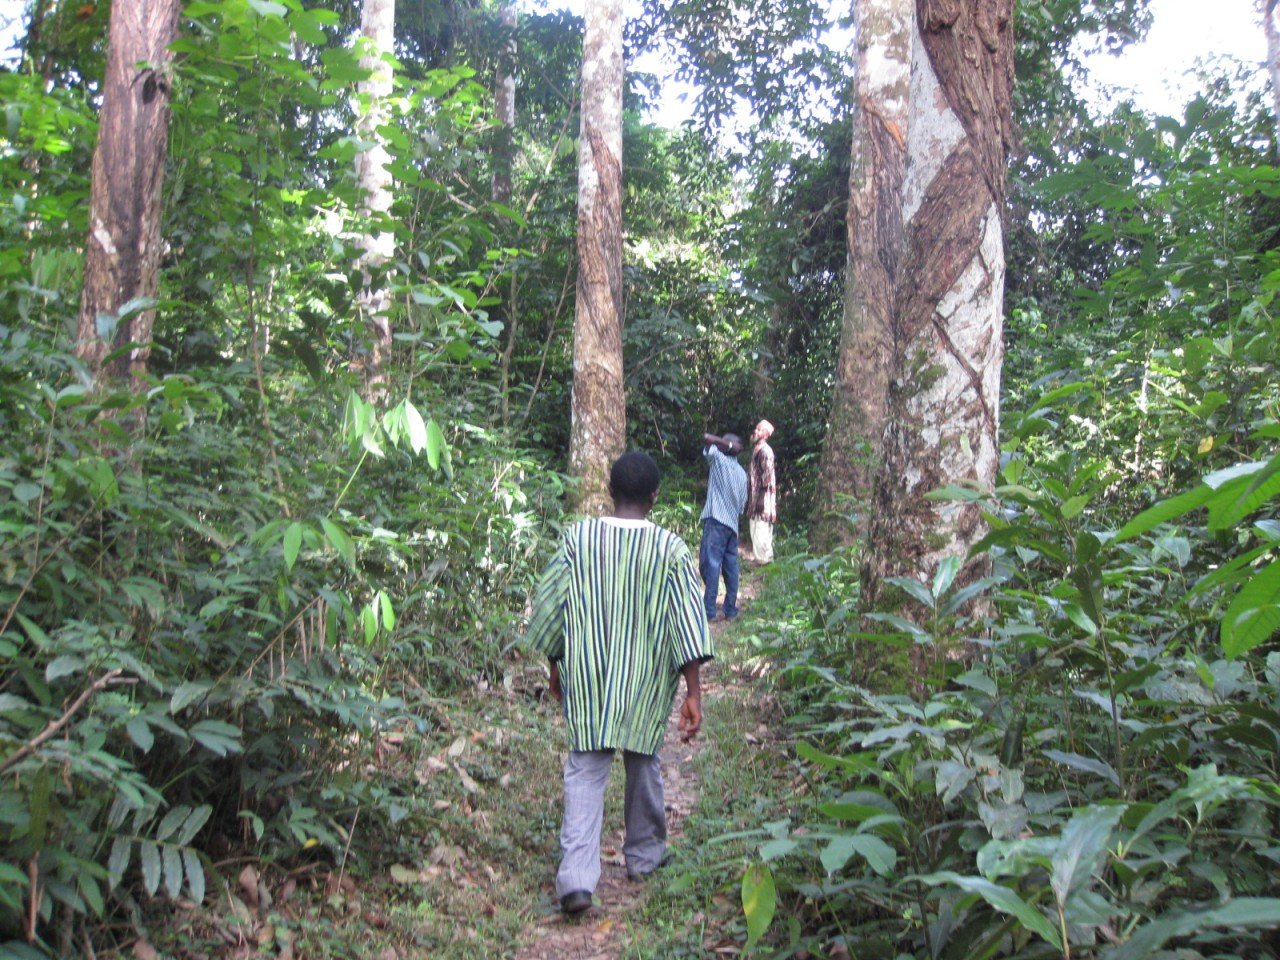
top-left (863, 0), bottom-right (1014, 613)
top-left (355, 0), bottom-right (396, 397)
top-left (1265, 0), bottom-right (1280, 151)
top-left (495, 2), bottom-right (518, 424)
top-left (492, 2), bottom-right (517, 205)
top-left (75, 0), bottom-right (181, 385)
top-left (567, 0), bottom-right (626, 515)
top-left (810, 0), bottom-right (914, 553)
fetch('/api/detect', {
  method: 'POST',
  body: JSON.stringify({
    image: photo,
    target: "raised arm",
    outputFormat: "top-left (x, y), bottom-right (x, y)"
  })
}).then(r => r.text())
top-left (703, 433), bottom-right (741, 455)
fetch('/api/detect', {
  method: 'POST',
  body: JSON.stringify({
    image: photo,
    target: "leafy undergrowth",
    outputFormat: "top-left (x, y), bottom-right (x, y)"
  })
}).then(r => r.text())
top-left (135, 668), bottom-right (564, 960)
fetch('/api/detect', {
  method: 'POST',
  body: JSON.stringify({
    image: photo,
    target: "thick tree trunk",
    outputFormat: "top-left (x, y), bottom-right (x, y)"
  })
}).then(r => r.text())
top-left (495, 3), bottom-right (518, 424)
top-left (75, 0), bottom-right (181, 384)
top-left (862, 0), bottom-right (1013, 612)
top-left (492, 3), bottom-right (517, 205)
top-left (810, 0), bottom-right (915, 553)
top-left (1265, 0), bottom-right (1280, 151)
top-left (567, 0), bottom-right (626, 515)
top-left (355, 0), bottom-right (396, 396)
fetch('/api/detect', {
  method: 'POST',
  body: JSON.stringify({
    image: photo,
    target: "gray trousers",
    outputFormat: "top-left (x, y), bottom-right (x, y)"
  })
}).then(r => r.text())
top-left (556, 749), bottom-right (667, 897)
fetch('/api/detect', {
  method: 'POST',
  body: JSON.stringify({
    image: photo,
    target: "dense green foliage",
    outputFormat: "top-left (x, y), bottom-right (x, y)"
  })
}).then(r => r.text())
top-left (733, 61), bottom-right (1280, 960)
top-left (2, 0), bottom-right (1279, 955)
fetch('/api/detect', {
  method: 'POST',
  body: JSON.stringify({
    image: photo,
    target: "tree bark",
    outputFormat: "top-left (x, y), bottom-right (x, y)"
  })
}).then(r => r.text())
top-left (1265, 0), bottom-right (1280, 152)
top-left (810, 0), bottom-right (915, 553)
top-left (355, 0), bottom-right (396, 397)
top-left (495, 2), bottom-right (518, 424)
top-left (862, 0), bottom-right (1014, 613)
top-left (75, 0), bottom-right (182, 385)
top-left (567, 0), bottom-right (626, 516)
top-left (492, 3), bottom-right (517, 205)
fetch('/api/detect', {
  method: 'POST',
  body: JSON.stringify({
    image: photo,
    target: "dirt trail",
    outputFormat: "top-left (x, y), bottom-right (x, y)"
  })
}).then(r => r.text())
top-left (512, 575), bottom-right (759, 960)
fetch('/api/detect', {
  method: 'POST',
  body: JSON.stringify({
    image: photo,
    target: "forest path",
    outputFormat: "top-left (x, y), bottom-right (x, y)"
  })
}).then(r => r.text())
top-left (511, 572), bottom-right (760, 960)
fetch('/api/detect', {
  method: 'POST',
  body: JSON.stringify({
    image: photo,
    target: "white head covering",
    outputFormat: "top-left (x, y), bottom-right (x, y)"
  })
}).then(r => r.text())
top-left (755, 419), bottom-right (774, 440)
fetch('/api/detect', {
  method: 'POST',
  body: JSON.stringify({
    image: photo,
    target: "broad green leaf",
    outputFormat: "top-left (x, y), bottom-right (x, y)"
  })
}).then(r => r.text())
top-left (1063, 603), bottom-right (1098, 636)
top-left (1049, 805), bottom-right (1124, 906)
top-left (404, 401), bottom-right (428, 454)
top-left (885, 576), bottom-right (934, 609)
top-left (1115, 484), bottom-right (1215, 542)
top-left (936, 760), bottom-right (977, 804)
top-left (170, 681), bottom-right (211, 714)
top-left (155, 805), bottom-right (189, 843)
top-left (162, 843), bottom-right (184, 899)
top-left (1208, 457), bottom-right (1280, 532)
top-left (45, 655), bottom-right (84, 681)
top-left (1043, 749), bottom-right (1119, 787)
top-left (1105, 898), bottom-right (1280, 960)
top-left (817, 801), bottom-right (891, 823)
top-left (918, 871), bottom-right (1061, 948)
top-left (924, 483), bottom-right (987, 502)
top-left (932, 555), bottom-right (960, 600)
top-left (955, 669), bottom-right (998, 698)
top-left (189, 720), bottom-right (243, 757)
top-left (1221, 559), bottom-right (1280, 659)
top-left (742, 863), bottom-right (776, 948)
top-left (759, 838), bottom-right (797, 861)
top-left (796, 741), bottom-right (878, 774)
top-left (106, 839), bottom-right (130, 896)
top-left (283, 521), bottom-right (303, 571)
top-left (247, 0), bottom-right (287, 16)
top-left (425, 419), bottom-right (446, 470)
top-left (320, 517), bottom-right (356, 568)
top-left (820, 833), bottom-right (897, 877)
top-left (1061, 494), bottom-right (1089, 519)
top-left (379, 591), bottom-right (396, 631)
top-left (12, 482), bottom-right (41, 504)
top-left (177, 806), bottom-right (213, 846)
top-left (182, 849), bottom-right (205, 904)
top-left (139, 841), bottom-right (161, 896)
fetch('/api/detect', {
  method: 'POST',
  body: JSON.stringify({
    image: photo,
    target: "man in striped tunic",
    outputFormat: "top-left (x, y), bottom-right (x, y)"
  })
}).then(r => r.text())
top-left (526, 451), bottom-right (713, 915)
top-left (699, 432), bottom-right (748, 620)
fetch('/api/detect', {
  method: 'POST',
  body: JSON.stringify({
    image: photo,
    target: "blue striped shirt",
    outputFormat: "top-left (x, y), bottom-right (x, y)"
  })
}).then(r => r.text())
top-left (525, 518), bottom-right (713, 754)
top-left (701, 446), bottom-right (747, 531)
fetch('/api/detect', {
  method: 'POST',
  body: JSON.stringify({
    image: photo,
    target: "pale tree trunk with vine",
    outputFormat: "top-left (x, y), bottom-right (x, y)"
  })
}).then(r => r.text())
top-left (813, 0), bottom-right (1013, 681)
top-left (495, 2), bottom-right (519, 424)
top-left (1265, 0), bottom-right (1280, 151)
top-left (567, 0), bottom-right (626, 515)
top-left (862, 0), bottom-right (1014, 624)
top-left (75, 0), bottom-right (181, 386)
top-left (355, 0), bottom-right (396, 398)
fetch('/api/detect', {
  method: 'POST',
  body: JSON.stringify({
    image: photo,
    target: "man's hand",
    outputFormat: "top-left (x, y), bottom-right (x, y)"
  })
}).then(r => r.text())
top-left (678, 694), bottom-right (702, 742)
top-left (549, 662), bottom-right (563, 703)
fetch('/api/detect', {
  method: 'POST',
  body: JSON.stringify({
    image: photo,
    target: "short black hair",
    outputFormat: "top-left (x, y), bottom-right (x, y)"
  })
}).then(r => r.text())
top-left (610, 451), bottom-right (660, 503)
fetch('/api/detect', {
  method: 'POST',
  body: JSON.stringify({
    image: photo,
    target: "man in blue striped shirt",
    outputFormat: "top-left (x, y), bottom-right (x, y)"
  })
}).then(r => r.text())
top-left (699, 432), bottom-right (748, 621)
top-left (526, 451), bottom-right (713, 915)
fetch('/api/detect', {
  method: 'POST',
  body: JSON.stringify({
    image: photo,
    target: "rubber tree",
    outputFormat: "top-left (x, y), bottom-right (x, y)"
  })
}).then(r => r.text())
top-left (75, 0), bottom-right (182, 384)
top-left (355, 0), bottom-right (396, 395)
top-left (567, 0), bottom-right (626, 515)
top-left (814, 0), bottom-right (1014, 607)
top-left (1265, 0), bottom-right (1280, 150)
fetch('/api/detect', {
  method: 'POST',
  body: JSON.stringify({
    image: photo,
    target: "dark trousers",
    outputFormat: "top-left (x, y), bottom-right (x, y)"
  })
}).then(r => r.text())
top-left (699, 518), bottom-right (739, 619)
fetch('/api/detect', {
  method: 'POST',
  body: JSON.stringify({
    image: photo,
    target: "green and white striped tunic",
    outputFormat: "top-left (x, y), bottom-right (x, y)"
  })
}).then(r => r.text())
top-left (525, 518), bottom-right (713, 755)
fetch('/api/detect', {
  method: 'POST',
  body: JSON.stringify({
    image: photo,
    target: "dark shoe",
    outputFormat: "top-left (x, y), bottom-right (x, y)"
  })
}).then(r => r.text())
top-left (560, 890), bottom-right (592, 915)
top-left (627, 853), bottom-right (674, 882)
